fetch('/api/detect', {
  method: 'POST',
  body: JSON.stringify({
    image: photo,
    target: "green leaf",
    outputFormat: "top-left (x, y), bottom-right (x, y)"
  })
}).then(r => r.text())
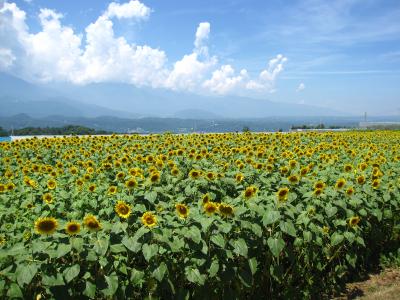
top-left (42, 274), bottom-right (64, 286)
top-left (331, 233), bottom-right (344, 246)
top-left (142, 244), bottom-right (158, 262)
top-left (63, 264), bottom-right (80, 283)
top-left (356, 236), bottom-right (365, 247)
top-left (188, 226), bottom-right (202, 244)
top-left (344, 232), bottom-right (355, 244)
top-left (262, 211), bottom-right (281, 226)
top-left (249, 257), bottom-right (258, 275)
top-left (280, 221), bottom-right (297, 237)
top-left (185, 267), bottom-right (205, 285)
top-left (103, 274), bottom-right (118, 296)
top-left (16, 264), bottom-right (38, 287)
top-left (230, 238), bottom-right (248, 257)
top-left (71, 237), bottom-right (84, 252)
top-left (93, 237), bottom-right (109, 256)
top-left (145, 191), bottom-right (157, 202)
top-left (200, 218), bottom-right (213, 231)
top-left (210, 234), bottom-right (225, 248)
top-left (122, 236), bottom-right (141, 253)
top-left (209, 260), bottom-right (219, 278)
top-left (133, 227), bottom-right (149, 240)
top-left (325, 205), bottom-right (338, 218)
top-left (84, 281), bottom-right (96, 299)
top-left (7, 283), bottom-right (23, 298)
top-left (267, 237), bottom-right (285, 258)
top-left (303, 231), bottom-right (312, 243)
top-left (31, 241), bottom-right (52, 253)
top-left (56, 243), bottom-right (72, 258)
top-left (153, 262), bottom-right (167, 282)
top-left (110, 243), bottom-right (126, 253)
top-left (131, 269), bottom-right (145, 286)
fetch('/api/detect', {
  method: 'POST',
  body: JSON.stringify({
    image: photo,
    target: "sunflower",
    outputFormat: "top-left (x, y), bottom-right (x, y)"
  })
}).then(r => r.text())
top-left (204, 202), bottom-right (218, 215)
top-left (34, 217), bottom-right (58, 235)
top-left (300, 167), bottom-right (309, 176)
top-left (65, 221), bottom-right (81, 235)
top-left (115, 201), bottom-right (132, 219)
top-left (0, 184), bottom-right (5, 193)
top-left (189, 169), bottom-right (202, 179)
top-left (116, 172), bottom-right (125, 180)
top-left (287, 175), bottom-right (299, 184)
top-left (321, 226), bottom-right (330, 235)
top-left (357, 175), bottom-right (366, 185)
top-left (47, 179), bottom-right (57, 190)
top-left (175, 203), bottom-right (189, 219)
top-left (6, 182), bottom-right (15, 191)
top-left (344, 164), bottom-right (353, 172)
top-left (280, 166), bottom-right (289, 175)
top-left (277, 187), bottom-right (289, 202)
top-left (171, 167), bottom-right (179, 176)
top-left (88, 184), bottom-right (96, 192)
top-left (149, 172), bottom-right (160, 183)
top-left (206, 172), bottom-right (215, 180)
top-left (243, 186), bottom-right (257, 199)
top-left (313, 181), bottom-right (325, 190)
top-left (372, 179), bottom-right (380, 189)
top-left (84, 215), bottom-right (101, 231)
top-left (125, 178), bottom-right (137, 189)
top-left (289, 160), bottom-right (297, 169)
top-left (42, 193), bottom-right (53, 204)
top-left (345, 186), bottom-right (355, 196)
top-left (218, 203), bottom-right (234, 217)
top-left (348, 216), bottom-right (360, 227)
top-left (202, 193), bottom-right (211, 205)
top-left (0, 235), bottom-right (5, 246)
top-left (141, 212), bottom-right (157, 227)
top-left (335, 178), bottom-right (346, 189)
top-left (108, 185), bottom-right (117, 195)
top-left (235, 173), bottom-right (244, 182)
top-left (313, 188), bottom-right (323, 197)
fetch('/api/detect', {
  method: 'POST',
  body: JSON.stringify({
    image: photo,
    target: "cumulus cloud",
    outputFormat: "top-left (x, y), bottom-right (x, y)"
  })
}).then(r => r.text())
top-left (202, 54), bottom-right (288, 95)
top-left (0, 1), bottom-right (287, 95)
top-left (203, 65), bottom-right (247, 94)
top-left (296, 82), bottom-right (305, 92)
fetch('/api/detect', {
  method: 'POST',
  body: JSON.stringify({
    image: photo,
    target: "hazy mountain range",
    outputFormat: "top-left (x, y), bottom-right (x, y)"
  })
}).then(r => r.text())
top-left (0, 72), bottom-right (346, 119)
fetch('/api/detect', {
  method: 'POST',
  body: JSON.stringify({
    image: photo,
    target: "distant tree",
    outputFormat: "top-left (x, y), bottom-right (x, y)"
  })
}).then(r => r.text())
top-left (242, 126), bottom-right (251, 133)
top-left (12, 125), bottom-right (112, 136)
top-left (0, 127), bottom-right (8, 137)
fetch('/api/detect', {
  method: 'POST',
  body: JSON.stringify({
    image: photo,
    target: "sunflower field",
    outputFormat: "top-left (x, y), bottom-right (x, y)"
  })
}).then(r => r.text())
top-left (0, 131), bottom-right (400, 299)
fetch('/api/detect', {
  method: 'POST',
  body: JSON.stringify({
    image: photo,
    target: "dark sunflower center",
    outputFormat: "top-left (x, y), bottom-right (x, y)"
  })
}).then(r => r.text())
top-left (88, 221), bottom-right (99, 229)
top-left (68, 224), bottom-right (79, 232)
top-left (119, 206), bottom-right (129, 214)
top-left (39, 220), bottom-right (56, 232)
top-left (279, 190), bottom-right (287, 197)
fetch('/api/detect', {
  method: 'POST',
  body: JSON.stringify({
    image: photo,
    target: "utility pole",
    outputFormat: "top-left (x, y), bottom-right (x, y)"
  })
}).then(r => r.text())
top-left (364, 112), bottom-right (367, 122)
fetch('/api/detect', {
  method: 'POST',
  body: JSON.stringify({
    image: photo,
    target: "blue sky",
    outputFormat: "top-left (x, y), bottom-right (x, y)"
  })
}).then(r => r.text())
top-left (1, 0), bottom-right (400, 115)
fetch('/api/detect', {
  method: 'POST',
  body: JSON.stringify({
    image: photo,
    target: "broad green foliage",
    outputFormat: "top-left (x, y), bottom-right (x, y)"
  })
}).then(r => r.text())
top-left (0, 131), bottom-right (400, 299)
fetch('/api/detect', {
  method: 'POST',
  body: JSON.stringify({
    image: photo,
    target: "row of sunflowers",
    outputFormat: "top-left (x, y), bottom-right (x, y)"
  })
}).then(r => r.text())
top-left (0, 131), bottom-right (399, 299)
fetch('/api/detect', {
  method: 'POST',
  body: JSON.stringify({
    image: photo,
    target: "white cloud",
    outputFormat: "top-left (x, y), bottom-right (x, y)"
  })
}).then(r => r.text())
top-left (0, 48), bottom-right (15, 69)
top-left (104, 0), bottom-right (151, 20)
top-left (203, 65), bottom-right (247, 94)
top-left (194, 22), bottom-right (210, 53)
top-left (296, 82), bottom-right (305, 92)
top-left (0, 1), bottom-right (287, 96)
top-left (166, 22), bottom-right (217, 91)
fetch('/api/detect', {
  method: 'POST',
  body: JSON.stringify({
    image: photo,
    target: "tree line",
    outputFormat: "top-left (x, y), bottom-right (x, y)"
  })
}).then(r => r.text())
top-left (0, 125), bottom-right (112, 136)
